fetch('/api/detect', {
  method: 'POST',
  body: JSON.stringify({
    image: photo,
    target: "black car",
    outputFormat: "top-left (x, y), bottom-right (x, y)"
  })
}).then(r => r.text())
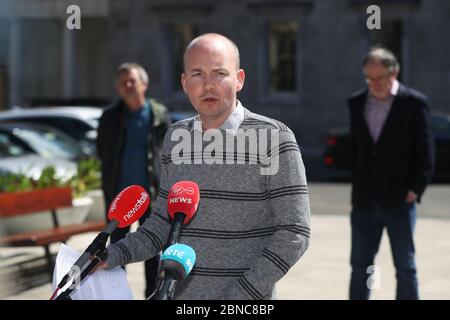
top-left (323, 111), bottom-right (450, 180)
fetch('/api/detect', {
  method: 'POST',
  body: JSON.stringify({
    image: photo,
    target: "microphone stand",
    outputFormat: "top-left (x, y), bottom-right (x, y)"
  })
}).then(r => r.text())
top-left (55, 231), bottom-right (110, 293)
top-left (164, 213), bottom-right (185, 250)
top-left (155, 213), bottom-right (186, 300)
top-left (155, 272), bottom-right (178, 300)
top-left (55, 247), bottom-right (108, 300)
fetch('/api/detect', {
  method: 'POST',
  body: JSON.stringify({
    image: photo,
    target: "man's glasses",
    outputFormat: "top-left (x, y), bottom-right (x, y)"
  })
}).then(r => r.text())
top-left (120, 79), bottom-right (137, 85)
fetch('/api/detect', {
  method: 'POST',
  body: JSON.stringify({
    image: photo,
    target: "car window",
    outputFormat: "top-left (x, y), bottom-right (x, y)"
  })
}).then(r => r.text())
top-left (14, 117), bottom-right (93, 141)
top-left (11, 126), bottom-right (86, 160)
top-left (86, 118), bottom-right (99, 129)
top-left (0, 132), bottom-right (31, 157)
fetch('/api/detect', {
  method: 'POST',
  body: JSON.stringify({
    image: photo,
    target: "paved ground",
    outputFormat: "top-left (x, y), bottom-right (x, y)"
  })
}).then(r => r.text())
top-left (2, 183), bottom-right (450, 300)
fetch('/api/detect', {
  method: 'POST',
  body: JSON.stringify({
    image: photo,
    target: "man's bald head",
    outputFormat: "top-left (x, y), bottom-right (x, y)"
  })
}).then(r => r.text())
top-left (183, 33), bottom-right (240, 71)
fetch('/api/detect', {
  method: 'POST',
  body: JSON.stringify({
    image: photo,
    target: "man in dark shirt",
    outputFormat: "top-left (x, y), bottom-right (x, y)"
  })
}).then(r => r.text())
top-left (96, 63), bottom-right (171, 298)
top-left (348, 47), bottom-right (434, 300)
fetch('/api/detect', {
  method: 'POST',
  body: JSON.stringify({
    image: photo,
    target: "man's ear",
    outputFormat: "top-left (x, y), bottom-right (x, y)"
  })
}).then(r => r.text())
top-left (236, 69), bottom-right (245, 92)
top-left (391, 70), bottom-right (399, 80)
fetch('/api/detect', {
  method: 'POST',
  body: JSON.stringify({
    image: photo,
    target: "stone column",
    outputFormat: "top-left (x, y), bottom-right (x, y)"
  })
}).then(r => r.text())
top-left (9, 18), bottom-right (22, 107)
top-left (62, 23), bottom-right (78, 99)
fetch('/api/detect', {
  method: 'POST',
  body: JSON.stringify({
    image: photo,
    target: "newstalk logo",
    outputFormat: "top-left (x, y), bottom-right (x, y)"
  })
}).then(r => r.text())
top-left (123, 191), bottom-right (149, 222)
top-left (109, 189), bottom-right (125, 213)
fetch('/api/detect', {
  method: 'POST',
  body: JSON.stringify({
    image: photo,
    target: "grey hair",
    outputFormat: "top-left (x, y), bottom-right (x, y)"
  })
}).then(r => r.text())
top-left (363, 46), bottom-right (400, 74)
top-left (116, 62), bottom-right (149, 84)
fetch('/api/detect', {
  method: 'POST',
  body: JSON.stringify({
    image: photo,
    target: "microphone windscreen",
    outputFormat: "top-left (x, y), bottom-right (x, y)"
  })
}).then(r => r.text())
top-left (161, 243), bottom-right (196, 279)
top-left (107, 185), bottom-right (150, 228)
top-left (167, 181), bottom-right (200, 224)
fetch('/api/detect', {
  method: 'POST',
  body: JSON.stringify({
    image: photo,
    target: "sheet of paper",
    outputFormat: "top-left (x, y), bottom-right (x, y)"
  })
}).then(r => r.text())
top-left (52, 243), bottom-right (133, 300)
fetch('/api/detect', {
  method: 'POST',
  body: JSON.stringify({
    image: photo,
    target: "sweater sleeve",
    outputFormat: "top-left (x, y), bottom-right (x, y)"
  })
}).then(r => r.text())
top-left (224, 129), bottom-right (311, 299)
top-left (105, 133), bottom-right (173, 269)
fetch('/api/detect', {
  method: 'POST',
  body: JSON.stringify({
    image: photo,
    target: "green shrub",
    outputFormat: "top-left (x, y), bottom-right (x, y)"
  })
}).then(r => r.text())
top-left (0, 172), bottom-right (33, 192)
top-left (0, 157), bottom-right (102, 198)
top-left (70, 157), bottom-right (102, 198)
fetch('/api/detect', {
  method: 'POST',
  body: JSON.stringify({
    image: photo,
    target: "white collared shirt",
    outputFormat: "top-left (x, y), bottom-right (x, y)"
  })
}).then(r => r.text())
top-left (391, 79), bottom-right (399, 96)
top-left (193, 100), bottom-right (245, 136)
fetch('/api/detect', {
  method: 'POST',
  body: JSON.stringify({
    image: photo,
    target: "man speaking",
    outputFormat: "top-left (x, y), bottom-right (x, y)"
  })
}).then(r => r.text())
top-left (97, 33), bottom-right (311, 300)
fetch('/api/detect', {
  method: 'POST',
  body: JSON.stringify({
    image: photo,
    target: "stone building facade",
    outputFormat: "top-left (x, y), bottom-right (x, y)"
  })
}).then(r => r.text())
top-left (1, 0), bottom-right (449, 148)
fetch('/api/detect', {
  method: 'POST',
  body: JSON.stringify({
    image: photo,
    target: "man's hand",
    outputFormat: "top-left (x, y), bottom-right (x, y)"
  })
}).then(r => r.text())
top-left (405, 190), bottom-right (418, 203)
top-left (89, 260), bottom-right (109, 274)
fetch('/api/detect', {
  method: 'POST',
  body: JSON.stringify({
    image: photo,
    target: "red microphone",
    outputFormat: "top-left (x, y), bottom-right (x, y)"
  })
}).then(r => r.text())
top-left (165, 181), bottom-right (200, 248)
top-left (55, 185), bottom-right (150, 293)
top-left (107, 184), bottom-right (151, 231)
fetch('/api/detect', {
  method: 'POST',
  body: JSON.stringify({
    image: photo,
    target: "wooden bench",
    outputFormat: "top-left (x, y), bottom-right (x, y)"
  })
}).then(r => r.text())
top-left (0, 187), bottom-right (106, 277)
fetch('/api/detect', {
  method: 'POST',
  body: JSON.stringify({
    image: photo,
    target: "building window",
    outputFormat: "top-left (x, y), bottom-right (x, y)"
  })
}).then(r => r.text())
top-left (268, 21), bottom-right (298, 92)
top-left (171, 23), bottom-right (198, 91)
top-left (369, 19), bottom-right (403, 80)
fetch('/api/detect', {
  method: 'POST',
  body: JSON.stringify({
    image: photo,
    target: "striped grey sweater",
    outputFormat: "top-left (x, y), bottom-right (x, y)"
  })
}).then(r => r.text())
top-left (105, 106), bottom-right (311, 300)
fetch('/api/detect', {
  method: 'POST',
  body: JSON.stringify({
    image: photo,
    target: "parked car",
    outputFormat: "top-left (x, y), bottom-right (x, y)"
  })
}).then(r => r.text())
top-left (323, 111), bottom-right (450, 180)
top-left (0, 122), bottom-right (93, 161)
top-left (0, 132), bottom-right (77, 181)
top-left (0, 106), bottom-right (101, 153)
top-left (0, 107), bottom-right (195, 154)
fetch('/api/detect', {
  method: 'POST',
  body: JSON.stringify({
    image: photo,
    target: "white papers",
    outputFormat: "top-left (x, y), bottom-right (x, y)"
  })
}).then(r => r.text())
top-left (52, 244), bottom-right (133, 300)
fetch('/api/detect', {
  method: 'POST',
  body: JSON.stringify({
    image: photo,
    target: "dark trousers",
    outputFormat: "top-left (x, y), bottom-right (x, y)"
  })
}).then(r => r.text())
top-left (349, 203), bottom-right (419, 300)
top-left (110, 212), bottom-right (160, 299)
